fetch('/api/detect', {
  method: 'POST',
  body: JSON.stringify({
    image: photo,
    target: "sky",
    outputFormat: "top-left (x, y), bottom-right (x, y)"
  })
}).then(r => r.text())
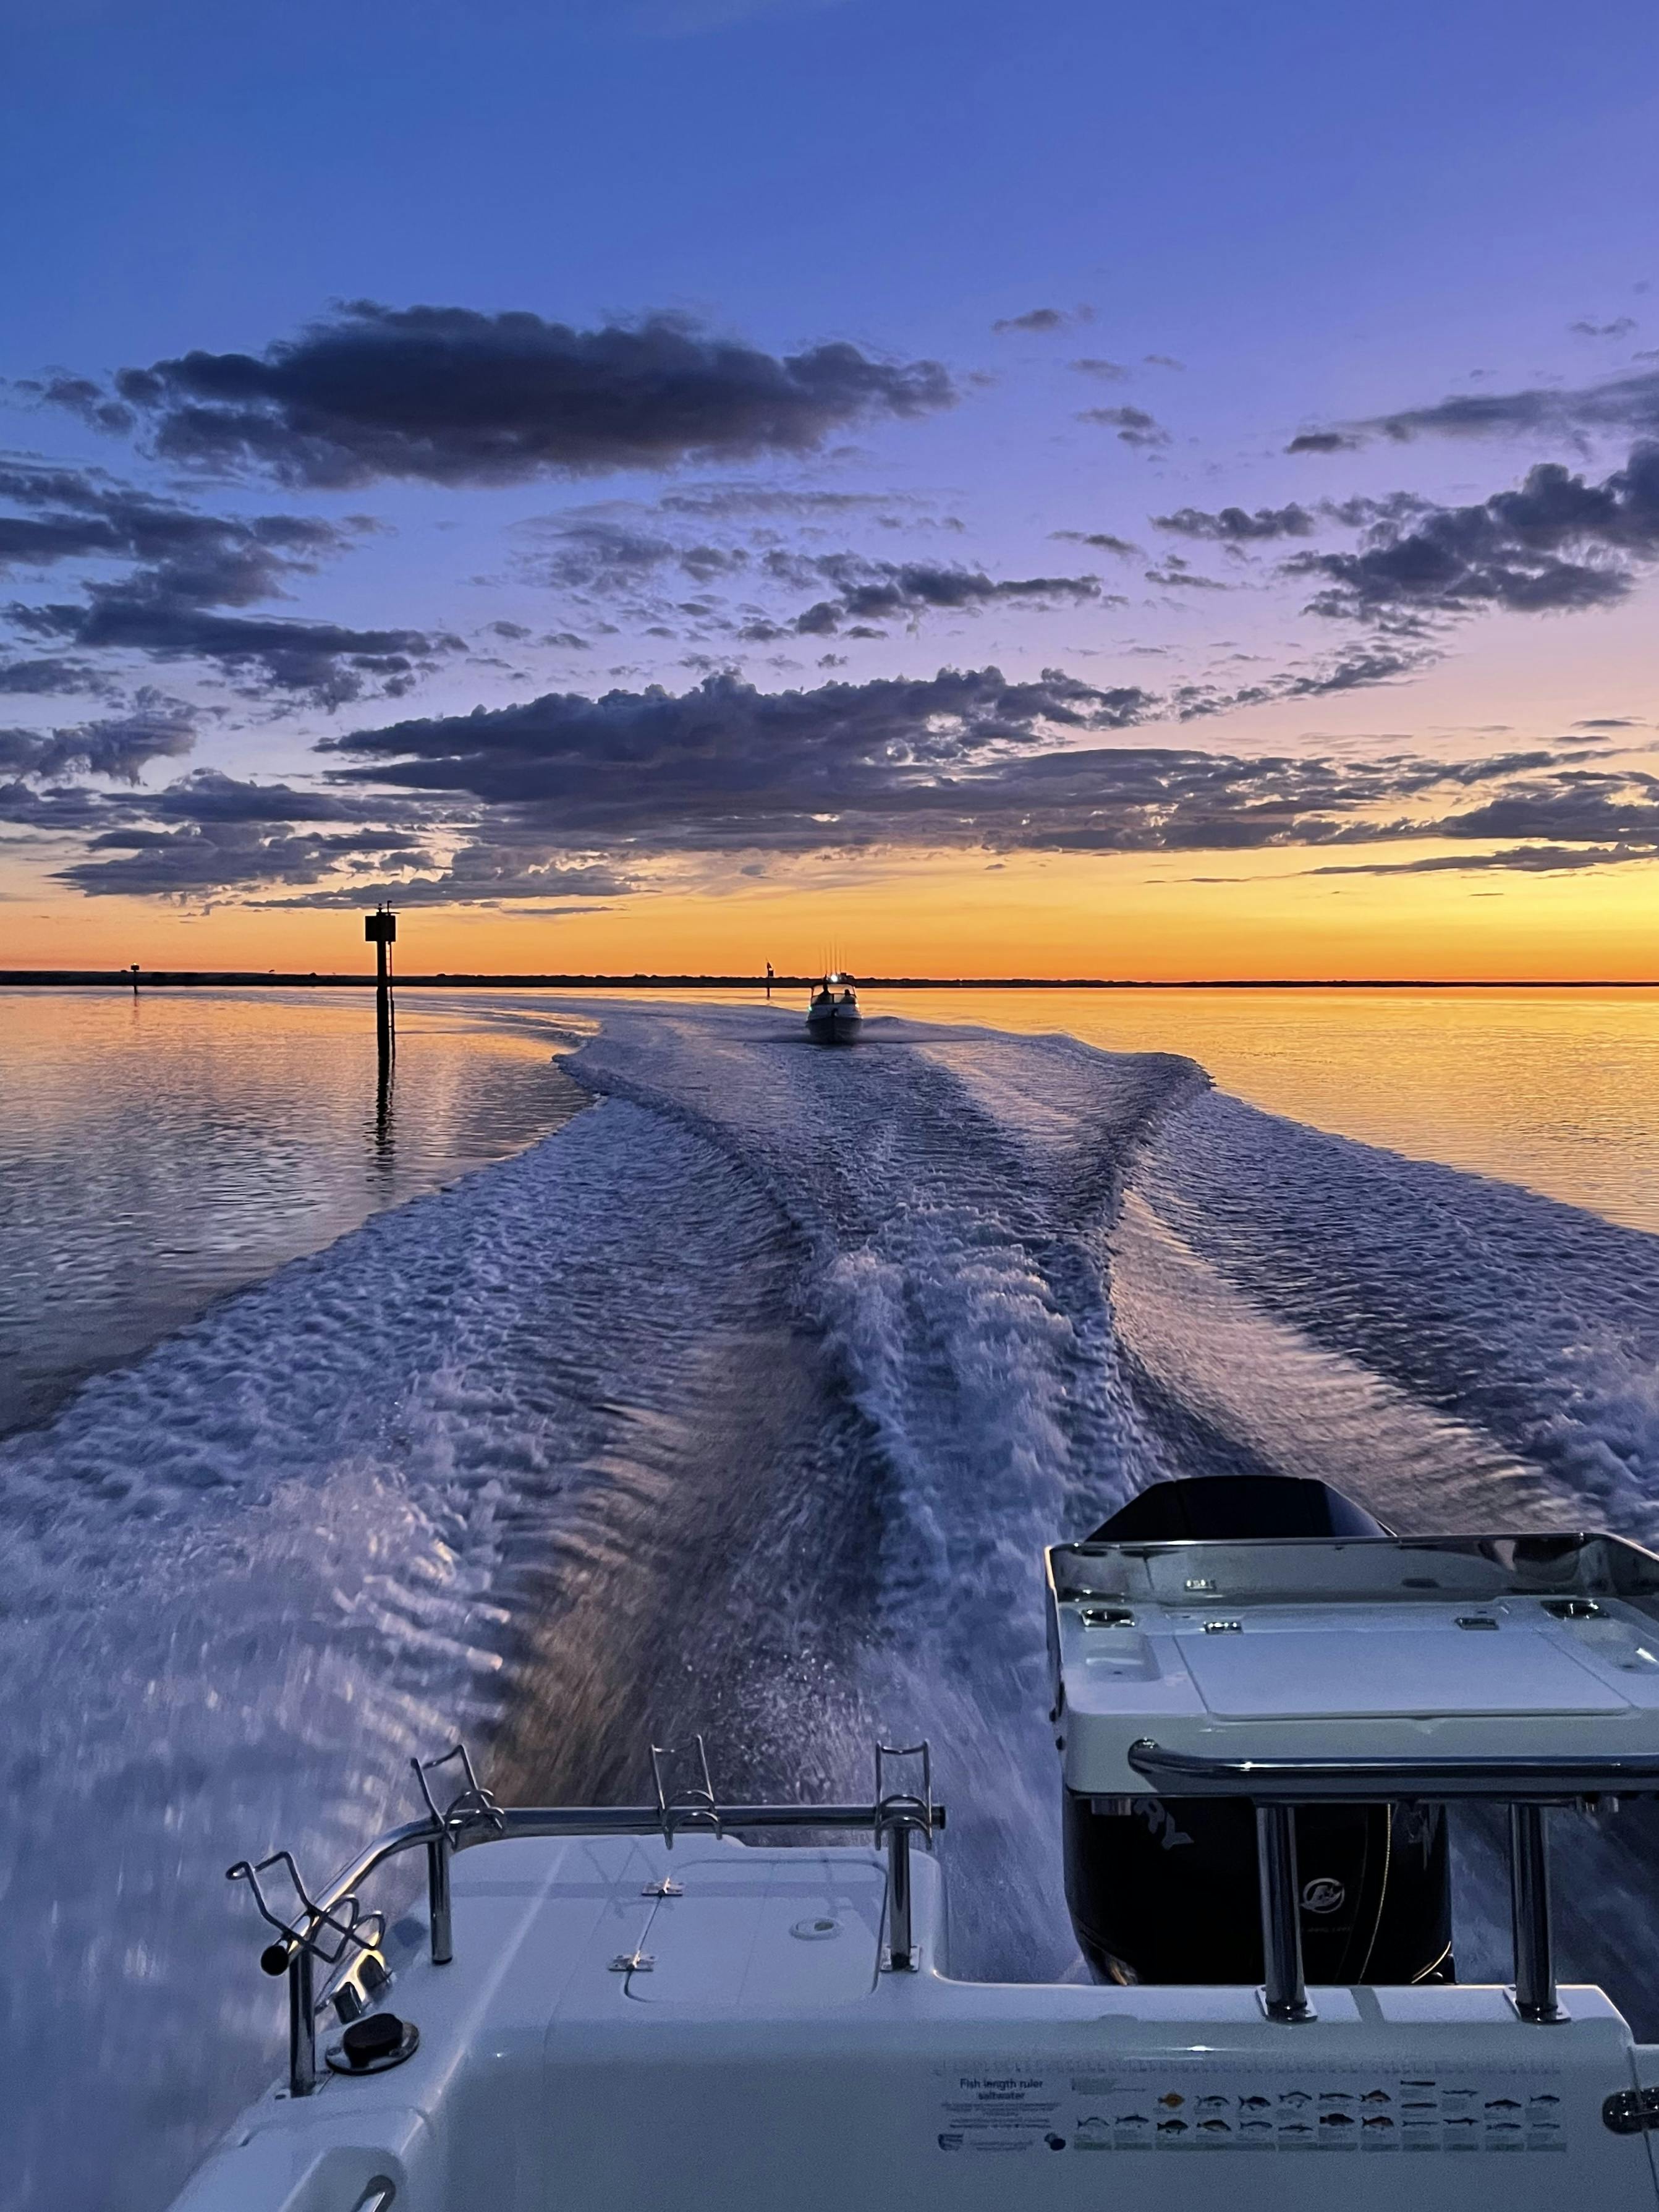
top-left (2, 0), bottom-right (1658, 979)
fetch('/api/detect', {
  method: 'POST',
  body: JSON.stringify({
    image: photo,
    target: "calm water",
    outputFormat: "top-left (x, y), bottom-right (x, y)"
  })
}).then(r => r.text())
top-left (895, 986), bottom-right (1659, 1236)
top-left (5, 982), bottom-right (1659, 2212)
top-left (0, 989), bottom-right (587, 1435)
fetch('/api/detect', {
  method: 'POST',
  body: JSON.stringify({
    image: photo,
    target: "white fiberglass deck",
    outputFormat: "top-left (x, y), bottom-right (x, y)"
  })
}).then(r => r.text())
top-left (172, 1831), bottom-right (1659, 2212)
top-left (1048, 1533), bottom-right (1659, 1795)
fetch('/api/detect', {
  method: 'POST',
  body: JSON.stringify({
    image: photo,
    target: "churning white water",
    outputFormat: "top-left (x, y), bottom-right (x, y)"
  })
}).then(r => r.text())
top-left (6, 997), bottom-right (1659, 2211)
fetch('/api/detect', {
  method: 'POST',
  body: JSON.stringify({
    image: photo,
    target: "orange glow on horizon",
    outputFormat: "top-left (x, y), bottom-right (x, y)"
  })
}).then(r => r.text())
top-left (6, 844), bottom-right (1657, 983)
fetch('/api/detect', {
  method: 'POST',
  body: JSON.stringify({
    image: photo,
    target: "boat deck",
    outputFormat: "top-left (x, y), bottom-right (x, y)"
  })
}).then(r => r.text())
top-left (172, 1831), bottom-right (1659, 2211)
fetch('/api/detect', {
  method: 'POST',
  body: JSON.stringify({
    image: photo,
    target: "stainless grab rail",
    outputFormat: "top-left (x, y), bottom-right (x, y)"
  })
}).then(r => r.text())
top-left (231, 1744), bottom-right (945, 2098)
top-left (1125, 1737), bottom-right (1646, 2026)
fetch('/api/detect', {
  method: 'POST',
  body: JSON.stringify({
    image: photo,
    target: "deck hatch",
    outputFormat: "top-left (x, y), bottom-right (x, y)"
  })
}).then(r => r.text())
top-left (1174, 1625), bottom-right (1631, 1719)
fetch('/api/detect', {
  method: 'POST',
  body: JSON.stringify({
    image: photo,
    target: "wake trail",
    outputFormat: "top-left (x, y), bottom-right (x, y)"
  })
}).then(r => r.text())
top-left (11, 997), bottom-right (1659, 2211)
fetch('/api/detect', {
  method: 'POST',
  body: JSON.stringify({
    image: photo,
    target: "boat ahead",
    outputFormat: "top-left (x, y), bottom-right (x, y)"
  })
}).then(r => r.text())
top-left (171, 1476), bottom-right (1659, 2210)
top-left (806, 973), bottom-right (862, 1045)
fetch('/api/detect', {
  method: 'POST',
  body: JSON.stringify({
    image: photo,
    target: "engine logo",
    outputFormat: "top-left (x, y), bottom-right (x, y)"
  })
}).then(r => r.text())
top-left (1301, 1876), bottom-right (1346, 1914)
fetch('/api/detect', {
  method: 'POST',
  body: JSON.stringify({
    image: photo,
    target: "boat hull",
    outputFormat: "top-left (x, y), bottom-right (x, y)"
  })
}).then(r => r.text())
top-left (169, 1829), bottom-right (1659, 2212)
top-left (806, 1007), bottom-right (862, 1045)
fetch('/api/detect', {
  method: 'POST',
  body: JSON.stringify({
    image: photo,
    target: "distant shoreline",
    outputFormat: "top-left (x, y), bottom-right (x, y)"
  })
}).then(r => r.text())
top-left (4, 970), bottom-right (1655, 991)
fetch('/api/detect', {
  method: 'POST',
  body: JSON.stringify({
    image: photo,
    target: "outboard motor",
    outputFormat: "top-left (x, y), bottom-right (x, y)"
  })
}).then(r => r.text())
top-left (1057, 1475), bottom-right (1453, 1987)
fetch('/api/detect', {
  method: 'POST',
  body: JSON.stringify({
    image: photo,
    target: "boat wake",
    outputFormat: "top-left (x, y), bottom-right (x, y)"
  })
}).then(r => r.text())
top-left (7, 998), bottom-right (1659, 2210)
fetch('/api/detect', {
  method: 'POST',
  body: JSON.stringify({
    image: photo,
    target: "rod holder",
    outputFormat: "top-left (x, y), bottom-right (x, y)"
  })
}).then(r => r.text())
top-left (875, 1742), bottom-right (934, 1972)
top-left (1256, 1804), bottom-right (1315, 2023)
top-left (1509, 1803), bottom-right (1564, 2023)
top-left (287, 1944), bottom-right (316, 2097)
top-left (426, 1835), bottom-right (452, 1967)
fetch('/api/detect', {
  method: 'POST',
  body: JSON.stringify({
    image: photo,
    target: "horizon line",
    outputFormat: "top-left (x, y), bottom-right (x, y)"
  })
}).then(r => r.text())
top-left (4, 969), bottom-right (1657, 992)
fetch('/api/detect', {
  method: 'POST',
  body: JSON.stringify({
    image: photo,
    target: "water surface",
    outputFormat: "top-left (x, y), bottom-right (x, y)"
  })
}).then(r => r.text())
top-left (4, 984), bottom-right (1659, 2212)
top-left (0, 988), bottom-right (585, 1434)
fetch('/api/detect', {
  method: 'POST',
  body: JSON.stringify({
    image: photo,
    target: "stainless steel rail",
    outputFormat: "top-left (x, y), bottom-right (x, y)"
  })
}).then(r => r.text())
top-left (1126, 1738), bottom-right (1653, 2027)
top-left (230, 1744), bottom-right (946, 2098)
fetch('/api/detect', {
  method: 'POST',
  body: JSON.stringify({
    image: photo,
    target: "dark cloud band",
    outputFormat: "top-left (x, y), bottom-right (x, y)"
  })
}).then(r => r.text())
top-left (66, 304), bottom-right (956, 489)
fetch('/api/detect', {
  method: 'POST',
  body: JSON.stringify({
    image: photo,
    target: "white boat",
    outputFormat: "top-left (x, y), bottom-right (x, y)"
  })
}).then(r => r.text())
top-left (170, 1475), bottom-right (1659, 2210)
top-left (806, 974), bottom-right (862, 1044)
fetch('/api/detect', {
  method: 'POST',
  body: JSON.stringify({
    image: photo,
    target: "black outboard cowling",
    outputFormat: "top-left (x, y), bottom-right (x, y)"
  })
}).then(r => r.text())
top-left (1061, 1475), bottom-right (1453, 1988)
top-left (1085, 1472), bottom-right (1392, 1544)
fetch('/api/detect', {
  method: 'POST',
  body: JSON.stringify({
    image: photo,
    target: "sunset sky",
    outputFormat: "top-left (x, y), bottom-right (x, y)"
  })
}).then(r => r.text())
top-left (3, 0), bottom-right (1658, 979)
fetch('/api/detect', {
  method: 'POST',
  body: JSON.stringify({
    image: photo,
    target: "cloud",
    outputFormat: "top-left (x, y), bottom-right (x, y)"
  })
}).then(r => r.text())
top-left (1571, 318), bottom-right (1637, 340)
top-left (0, 655), bottom-right (114, 696)
top-left (69, 304), bottom-right (954, 488)
top-left (1078, 406), bottom-right (1168, 448)
top-left (55, 820), bottom-right (426, 898)
top-left (651, 482), bottom-right (941, 524)
top-left (0, 458), bottom-right (354, 592)
top-left (37, 661), bottom-right (1649, 902)
top-left (0, 693), bottom-right (197, 781)
top-left (1308, 841), bottom-right (1658, 877)
top-left (255, 846), bottom-right (631, 908)
top-left (1070, 358), bottom-right (1129, 380)
top-left (759, 555), bottom-right (1103, 637)
top-left (312, 662), bottom-right (1610, 869)
top-left (1052, 529), bottom-right (1142, 558)
top-left (991, 307), bottom-right (1090, 334)
top-left (1296, 367), bottom-right (1659, 452)
top-left (1143, 355), bottom-right (1184, 371)
top-left (1154, 501), bottom-right (1316, 542)
top-left (0, 457), bottom-right (440, 705)
top-left (10, 595), bottom-right (456, 706)
top-left (1289, 443), bottom-right (1659, 623)
top-left (321, 665), bottom-right (1156, 843)
top-left (522, 513), bottom-right (749, 592)
top-left (1433, 774), bottom-right (1659, 844)
top-left (1143, 556), bottom-right (1228, 592)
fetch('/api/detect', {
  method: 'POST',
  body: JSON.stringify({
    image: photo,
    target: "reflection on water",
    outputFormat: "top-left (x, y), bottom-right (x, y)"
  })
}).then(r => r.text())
top-left (886, 986), bottom-right (1659, 1236)
top-left (0, 988), bottom-right (586, 1435)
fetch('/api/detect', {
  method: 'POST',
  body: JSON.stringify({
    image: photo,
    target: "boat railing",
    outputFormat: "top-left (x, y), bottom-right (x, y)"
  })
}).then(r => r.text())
top-left (228, 1737), bottom-right (944, 2098)
top-left (1126, 1738), bottom-right (1659, 2030)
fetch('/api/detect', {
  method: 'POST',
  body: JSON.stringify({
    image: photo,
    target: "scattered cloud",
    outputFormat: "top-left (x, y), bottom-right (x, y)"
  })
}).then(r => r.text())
top-left (1052, 529), bottom-right (1141, 557)
top-left (1070, 358), bottom-right (1129, 380)
top-left (757, 554), bottom-right (1104, 637)
top-left (1078, 405), bottom-right (1168, 448)
top-left (1154, 501), bottom-right (1316, 542)
top-left (10, 596), bottom-right (457, 706)
top-left (56, 820), bottom-right (425, 898)
top-left (1289, 443), bottom-right (1659, 623)
top-left (0, 692), bottom-right (197, 781)
top-left (1294, 367), bottom-right (1659, 452)
top-left (1286, 430), bottom-right (1362, 454)
top-left (991, 306), bottom-right (1091, 334)
top-left (1571, 317), bottom-right (1637, 340)
top-left (51, 303), bottom-right (956, 488)
top-left (1144, 555), bottom-right (1228, 592)
top-left (0, 654), bottom-right (114, 696)
top-left (1308, 841), bottom-right (1658, 877)
top-left (0, 456), bottom-right (441, 705)
top-left (0, 459), bottom-right (356, 593)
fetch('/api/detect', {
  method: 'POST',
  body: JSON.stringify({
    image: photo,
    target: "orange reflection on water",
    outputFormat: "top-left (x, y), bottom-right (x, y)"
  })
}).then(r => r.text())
top-left (891, 987), bottom-right (1659, 1235)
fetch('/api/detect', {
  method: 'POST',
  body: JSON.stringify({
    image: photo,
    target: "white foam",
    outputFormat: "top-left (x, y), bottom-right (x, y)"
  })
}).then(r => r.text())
top-left (12, 997), bottom-right (1659, 2209)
